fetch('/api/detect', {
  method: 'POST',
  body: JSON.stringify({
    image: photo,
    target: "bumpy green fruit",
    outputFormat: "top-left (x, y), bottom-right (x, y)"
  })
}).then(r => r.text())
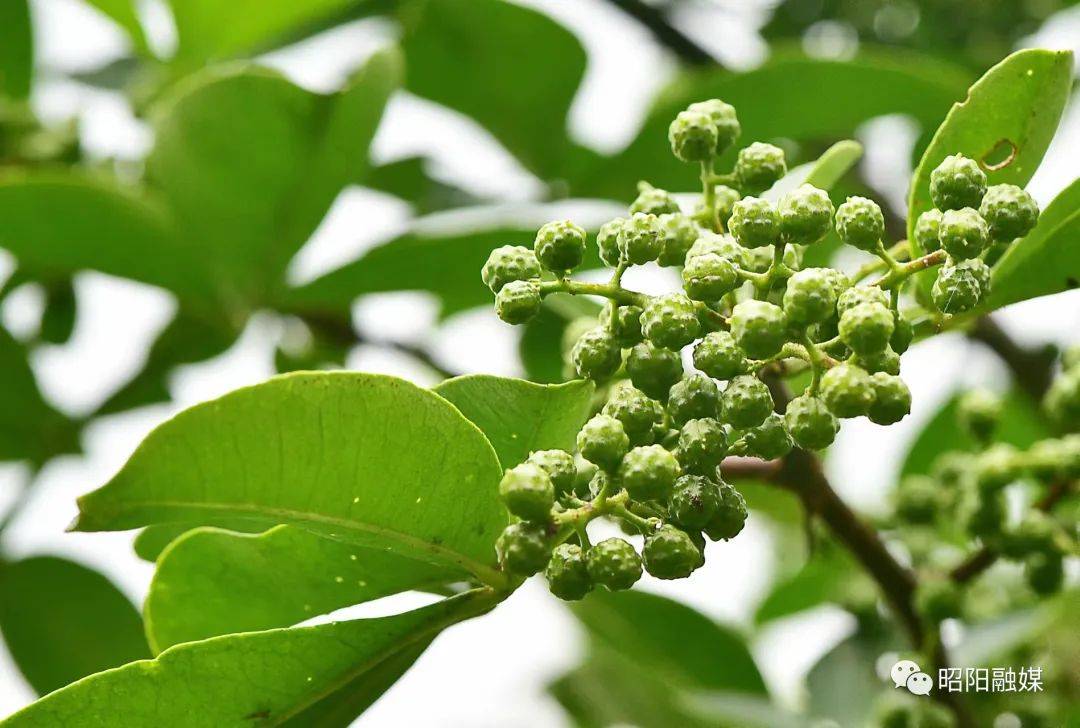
top-left (686, 232), bottom-right (747, 267)
top-left (527, 449), bottom-right (577, 495)
top-left (890, 314), bottom-right (914, 355)
top-left (1025, 550), bottom-right (1064, 595)
top-left (914, 209), bottom-right (943, 253)
top-left (704, 481), bottom-right (747, 540)
top-left (712, 185), bottom-right (742, 227)
top-left (603, 384), bottom-right (664, 444)
top-left (482, 245), bottom-right (541, 293)
top-left (964, 488), bottom-right (1005, 539)
top-left (973, 443), bottom-right (1020, 492)
top-left (839, 302), bottom-right (894, 356)
top-left (688, 99), bottom-right (740, 154)
top-left (735, 142), bottom-right (786, 193)
top-left (587, 538), bottom-right (642, 590)
top-left (675, 418), bottom-right (728, 475)
top-left (722, 374), bottom-right (774, 428)
top-left (669, 474), bottom-right (722, 529)
top-left (499, 462), bottom-right (555, 522)
top-left (577, 414), bottom-right (630, 471)
top-left (784, 267), bottom-right (839, 325)
top-left (784, 394), bottom-right (839, 450)
top-left (641, 293), bottom-right (701, 350)
top-left (741, 413), bottom-right (793, 460)
top-left (957, 389), bottom-right (1002, 442)
top-left (669, 109), bottom-right (717, 163)
top-left (693, 331), bottom-right (747, 380)
top-left (1044, 367), bottom-right (1080, 429)
top-left (657, 213), bottom-right (700, 266)
top-left (836, 285), bottom-right (889, 316)
top-left (731, 299), bottom-right (788, 359)
top-left (939, 207), bottom-right (988, 260)
top-left (682, 253), bottom-right (738, 301)
top-left (619, 444), bottom-right (680, 500)
top-left (835, 196), bottom-right (884, 251)
top-left (496, 280), bottom-right (542, 324)
top-left (571, 327), bottom-right (622, 382)
top-left (597, 218), bottom-right (626, 267)
top-left (779, 184), bottom-right (834, 244)
top-left (545, 543), bottom-right (592, 600)
top-left (1000, 511), bottom-right (1057, 559)
top-left (867, 372), bottom-right (911, 425)
top-left (631, 186), bottom-right (680, 216)
top-left (667, 374), bottom-right (721, 426)
top-left (916, 579), bottom-right (962, 622)
top-left (626, 342), bottom-right (684, 399)
top-left (894, 475), bottom-right (940, 525)
top-left (979, 183), bottom-right (1038, 241)
top-left (605, 302), bottom-right (644, 347)
top-left (955, 257), bottom-right (990, 294)
top-left (729, 196), bottom-right (780, 248)
top-left (929, 154), bottom-right (986, 211)
top-left (572, 453), bottom-right (599, 499)
top-left (820, 363), bottom-right (874, 418)
top-left (497, 522), bottom-right (551, 576)
top-left (643, 525), bottom-right (702, 579)
top-left (852, 346), bottom-right (901, 376)
top-left (932, 263), bottom-right (981, 314)
top-left (618, 212), bottom-right (662, 265)
top-left (534, 220), bottom-right (586, 272)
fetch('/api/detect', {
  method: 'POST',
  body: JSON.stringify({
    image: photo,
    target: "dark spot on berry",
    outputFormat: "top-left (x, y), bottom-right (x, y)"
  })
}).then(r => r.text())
top-left (981, 138), bottom-right (1017, 171)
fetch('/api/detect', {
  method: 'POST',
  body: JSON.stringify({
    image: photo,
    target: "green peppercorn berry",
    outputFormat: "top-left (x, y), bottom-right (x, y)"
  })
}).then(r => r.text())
top-left (929, 154), bottom-right (986, 211)
top-left (667, 374), bottom-right (721, 427)
top-left (571, 327), bottom-right (622, 382)
top-left (931, 263), bottom-right (981, 314)
top-left (497, 522), bottom-right (551, 576)
top-left (669, 109), bottom-right (717, 163)
top-left (688, 99), bottom-right (740, 154)
top-left (630, 185), bottom-right (680, 216)
top-left (1000, 511), bottom-right (1057, 559)
top-left (495, 280), bottom-right (542, 325)
top-left (783, 267), bottom-right (839, 326)
top-left (534, 220), bottom-right (586, 273)
top-left (669, 474), bottom-right (722, 529)
top-left (835, 195), bottom-right (884, 251)
top-left (722, 374), bottom-right (774, 428)
top-left (603, 384), bottom-right (664, 444)
top-left (626, 342), bottom-right (684, 399)
top-left (544, 543), bottom-right (592, 601)
top-left (481, 244), bottom-right (541, 293)
top-left (913, 209), bottom-right (943, 253)
top-left (686, 231), bottom-right (748, 267)
top-left (602, 302), bottom-right (644, 348)
top-left (675, 418), bottom-right (728, 475)
top-left (572, 453), bottom-right (599, 499)
top-left (597, 217), bottom-right (626, 267)
top-left (657, 213), bottom-right (700, 266)
top-left (731, 299), bottom-right (788, 359)
top-left (1044, 367), bottom-right (1080, 429)
top-left (735, 142), bottom-right (787, 194)
top-left (779, 184), bottom-right (834, 245)
top-left (894, 475), bottom-right (940, 525)
top-left (916, 579), bottom-right (962, 622)
top-left (839, 302), bottom-right (894, 356)
top-left (641, 293), bottom-right (701, 350)
top-left (820, 363), bottom-right (874, 418)
top-left (867, 372), bottom-right (911, 425)
top-left (1025, 550), bottom-right (1064, 595)
top-left (957, 389), bottom-right (1002, 442)
top-left (784, 394), bottom-right (839, 450)
top-left (619, 444), bottom-right (680, 500)
top-left (682, 253), bottom-right (738, 301)
top-left (851, 347), bottom-right (901, 376)
top-left (713, 185), bottom-right (741, 227)
top-left (979, 183), bottom-right (1039, 242)
top-left (955, 257), bottom-right (990, 295)
top-left (703, 481), bottom-right (747, 540)
top-left (587, 538), bottom-right (643, 590)
top-left (938, 207), bottom-right (988, 260)
top-left (1026, 437), bottom-right (1073, 481)
top-left (498, 462), bottom-right (555, 522)
top-left (577, 414), bottom-right (630, 471)
top-left (973, 443), bottom-right (1020, 492)
top-left (527, 449), bottom-right (577, 496)
top-left (729, 196), bottom-right (780, 248)
top-left (890, 314), bottom-right (914, 355)
top-left (964, 489), bottom-right (1005, 540)
top-left (693, 331), bottom-right (747, 380)
top-left (931, 451), bottom-right (973, 488)
top-left (618, 212), bottom-right (663, 265)
top-left (836, 285), bottom-right (889, 317)
top-left (643, 524), bottom-right (702, 579)
top-left (741, 413), bottom-right (793, 460)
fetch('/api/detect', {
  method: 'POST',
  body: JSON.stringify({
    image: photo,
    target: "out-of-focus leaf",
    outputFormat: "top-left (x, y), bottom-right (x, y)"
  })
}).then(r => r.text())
top-left (74, 372), bottom-right (507, 586)
top-left (0, 0), bottom-right (32, 99)
top-left (755, 545), bottom-right (856, 625)
top-left (144, 525), bottom-right (449, 652)
top-left (0, 326), bottom-right (77, 464)
top-left (1, 589), bottom-right (498, 727)
top-left (83, 0), bottom-right (149, 54)
top-left (985, 177), bottom-right (1080, 310)
top-left (400, 0), bottom-right (585, 178)
top-left (433, 375), bottom-right (593, 468)
top-left (366, 156), bottom-right (483, 213)
top-left (951, 606), bottom-right (1051, 668)
top-left (765, 139), bottom-right (863, 200)
top-left (519, 294), bottom-right (600, 384)
top-left (0, 556), bottom-right (149, 696)
top-left (37, 278), bottom-right (76, 345)
top-left (806, 622), bottom-right (900, 726)
top-left (907, 49), bottom-right (1073, 254)
top-left (736, 479), bottom-right (803, 526)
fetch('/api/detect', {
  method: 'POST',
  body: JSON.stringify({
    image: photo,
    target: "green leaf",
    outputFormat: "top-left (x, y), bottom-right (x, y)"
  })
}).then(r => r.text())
top-left (0, 556), bottom-right (150, 696)
top-left (400, 0), bottom-right (585, 178)
top-left (907, 49), bottom-right (1073, 254)
top-left (985, 177), bottom-right (1080, 310)
top-left (82, 0), bottom-right (149, 54)
top-left (132, 520), bottom-right (262, 562)
top-left (0, 325), bottom-right (77, 464)
top-left (765, 140), bottom-right (863, 201)
top-left (433, 375), bottom-right (593, 468)
top-left (365, 157), bottom-right (482, 213)
top-left (0, 0), bottom-right (32, 99)
top-left (1, 589), bottom-right (498, 727)
top-left (74, 372), bottom-right (508, 587)
top-left (754, 546), bottom-right (856, 625)
top-left (806, 623), bottom-right (900, 726)
top-left (519, 294), bottom-right (601, 384)
top-left (144, 525), bottom-right (449, 652)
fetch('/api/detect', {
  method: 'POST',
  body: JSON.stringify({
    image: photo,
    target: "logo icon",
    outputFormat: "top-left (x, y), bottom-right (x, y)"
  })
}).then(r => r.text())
top-left (891, 659), bottom-right (932, 696)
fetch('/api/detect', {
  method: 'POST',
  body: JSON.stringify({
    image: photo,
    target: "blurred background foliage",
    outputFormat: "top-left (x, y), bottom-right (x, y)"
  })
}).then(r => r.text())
top-left (0, 0), bottom-right (1077, 725)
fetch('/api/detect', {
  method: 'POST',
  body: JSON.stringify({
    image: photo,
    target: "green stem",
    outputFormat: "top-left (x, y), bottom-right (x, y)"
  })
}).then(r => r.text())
top-left (700, 159), bottom-right (719, 232)
top-left (612, 504), bottom-right (656, 533)
top-left (539, 279), bottom-right (649, 307)
top-left (872, 250), bottom-right (947, 289)
top-left (800, 334), bottom-right (827, 394)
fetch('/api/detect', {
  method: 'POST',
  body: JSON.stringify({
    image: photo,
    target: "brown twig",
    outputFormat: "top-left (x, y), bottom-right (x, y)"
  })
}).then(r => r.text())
top-left (603, 0), bottom-right (716, 66)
